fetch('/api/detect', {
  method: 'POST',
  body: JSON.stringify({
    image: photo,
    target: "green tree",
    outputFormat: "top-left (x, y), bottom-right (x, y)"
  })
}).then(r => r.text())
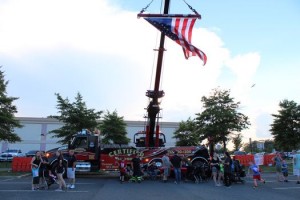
top-left (263, 139), bottom-right (275, 153)
top-left (50, 92), bottom-right (103, 144)
top-left (270, 100), bottom-right (300, 151)
top-left (243, 140), bottom-right (259, 153)
top-left (99, 110), bottom-right (130, 144)
top-left (195, 88), bottom-right (250, 154)
top-left (232, 133), bottom-right (243, 151)
top-left (244, 140), bottom-right (275, 153)
top-left (0, 67), bottom-right (22, 142)
top-left (173, 118), bottom-right (199, 146)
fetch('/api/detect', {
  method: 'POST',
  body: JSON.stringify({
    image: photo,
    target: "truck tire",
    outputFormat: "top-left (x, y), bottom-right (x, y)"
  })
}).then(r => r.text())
top-left (192, 159), bottom-right (210, 181)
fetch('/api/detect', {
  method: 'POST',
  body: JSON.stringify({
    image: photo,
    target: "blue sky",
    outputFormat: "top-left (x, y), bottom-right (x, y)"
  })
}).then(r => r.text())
top-left (1, 0), bottom-right (300, 142)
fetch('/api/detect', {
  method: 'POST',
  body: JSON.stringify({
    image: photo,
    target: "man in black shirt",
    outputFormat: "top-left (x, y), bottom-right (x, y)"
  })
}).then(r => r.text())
top-left (171, 151), bottom-right (182, 184)
top-left (131, 155), bottom-right (143, 183)
top-left (67, 150), bottom-right (77, 189)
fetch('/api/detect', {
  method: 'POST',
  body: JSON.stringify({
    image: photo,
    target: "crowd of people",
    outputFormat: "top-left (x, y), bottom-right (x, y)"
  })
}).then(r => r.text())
top-left (29, 149), bottom-right (300, 191)
top-left (271, 150), bottom-right (300, 184)
top-left (30, 149), bottom-right (77, 191)
top-left (119, 151), bottom-right (238, 187)
top-left (118, 150), bottom-right (300, 189)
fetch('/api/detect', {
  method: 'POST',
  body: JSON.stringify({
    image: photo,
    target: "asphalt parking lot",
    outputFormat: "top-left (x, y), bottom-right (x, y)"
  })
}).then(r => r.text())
top-left (0, 173), bottom-right (299, 200)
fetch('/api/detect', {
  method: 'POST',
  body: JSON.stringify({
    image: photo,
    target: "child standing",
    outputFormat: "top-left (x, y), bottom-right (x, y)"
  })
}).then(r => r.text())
top-left (282, 159), bottom-right (288, 182)
top-left (119, 157), bottom-right (127, 183)
top-left (248, 161), bottom-right (266, 189)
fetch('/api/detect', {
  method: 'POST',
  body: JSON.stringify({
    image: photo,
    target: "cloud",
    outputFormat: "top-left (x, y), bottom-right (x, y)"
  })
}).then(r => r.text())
top-left (0, 0), bottom-right (269, 142)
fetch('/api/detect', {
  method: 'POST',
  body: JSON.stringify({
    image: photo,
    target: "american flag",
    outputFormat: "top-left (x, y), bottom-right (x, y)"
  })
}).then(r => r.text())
top-left (145, 17), bottom-right (207, 65)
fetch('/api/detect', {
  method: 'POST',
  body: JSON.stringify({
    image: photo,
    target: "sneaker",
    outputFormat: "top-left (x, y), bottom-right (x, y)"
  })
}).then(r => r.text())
top-left (253, 186), bottom-right (258, 189)
top-left (55, 189), bottom-right (63, 192)
top-left (284, 180), bottom-right (288, 182)
top-left (263, 180), bottom-right (266, 184)
top-left (296, 181), bottom-right (300, 184)
top-left (67, 184), bottom-right (71, 188)
top-left (70, 185), bottom-right (75, 189)
top-left (174, 181), bottom-right (177, 184)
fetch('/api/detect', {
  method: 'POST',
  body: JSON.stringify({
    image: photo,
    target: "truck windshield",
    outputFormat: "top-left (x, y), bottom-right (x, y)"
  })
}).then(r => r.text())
top-left (72, 137), bottom-right (88, 149)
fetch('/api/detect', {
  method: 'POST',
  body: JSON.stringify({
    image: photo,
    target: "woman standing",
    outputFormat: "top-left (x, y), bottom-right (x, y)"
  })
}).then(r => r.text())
top-left (55, 151), bottom-right (67, 191)
top-left (211, 152), bottom-right (221, 186)
top-left (273, 152), bottom-right (284, 182)
top-left (30, 151), bottom-right (41, 191)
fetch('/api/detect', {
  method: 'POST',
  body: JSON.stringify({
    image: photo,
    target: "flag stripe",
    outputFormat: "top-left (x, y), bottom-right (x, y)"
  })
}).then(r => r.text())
top-left (144, 17), bottom-right (207, 65)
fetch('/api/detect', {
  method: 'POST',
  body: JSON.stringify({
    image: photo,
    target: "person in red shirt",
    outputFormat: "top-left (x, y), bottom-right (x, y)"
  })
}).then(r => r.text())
top-left (119, 157), bottom-right (127, 183)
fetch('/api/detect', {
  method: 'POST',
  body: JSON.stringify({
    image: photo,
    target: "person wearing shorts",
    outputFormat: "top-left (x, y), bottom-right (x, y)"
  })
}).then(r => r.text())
top-left (248, 161), bottom-right (265, 189)
top-left (210, 152), bottom-right (221, 186)
top-left (292, 150), bottom-right (300, 184)
top-left (67, 149), bottom-right (77, 189)
top-left (282, 159), bottom-right (288, 182)
top-left (273, 152), bottom-right (284, 182)
top-left (30, 151), bottom-right (41, 191)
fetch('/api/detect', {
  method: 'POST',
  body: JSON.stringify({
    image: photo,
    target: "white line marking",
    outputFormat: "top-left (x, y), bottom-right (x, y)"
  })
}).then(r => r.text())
top-left (0, 182), bottom-right (94, 185)
top-left (0, 178), bottom-right (15, 182)
top-left (273, 187), bottom-right (300, 190)
top-left (0, 190), bottom-right (88, 192)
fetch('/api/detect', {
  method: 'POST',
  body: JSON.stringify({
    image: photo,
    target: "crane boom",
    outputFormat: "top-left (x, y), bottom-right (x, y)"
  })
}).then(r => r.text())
top-left (145, 0), bottom-right (170, 148)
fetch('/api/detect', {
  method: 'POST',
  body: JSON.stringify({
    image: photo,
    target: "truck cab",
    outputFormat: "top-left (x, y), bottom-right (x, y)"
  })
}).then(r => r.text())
top-left (67, 132), bottom-right (100, 172)
top-left (134, 131), bottom-right (166, 147)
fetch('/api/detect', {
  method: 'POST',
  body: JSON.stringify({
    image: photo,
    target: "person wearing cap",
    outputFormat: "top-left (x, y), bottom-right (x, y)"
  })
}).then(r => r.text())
top-left (170, 151), bottom-right (182, 184)
top-left (292, 150), bottom-right (300, 184)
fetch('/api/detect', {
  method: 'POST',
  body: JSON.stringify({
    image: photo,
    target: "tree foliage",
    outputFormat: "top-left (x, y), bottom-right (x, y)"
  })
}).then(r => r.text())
top-left (173, 118), bottom-right (199, 146)
top-left (270, 99), bottom-right (300, 151)
top-left (264, 139), bottom-right (275, 153)
top-left (195, 88), bottom-right (250, 153)
top-left (243, 140), bottom-right (259, 153)
top-left (99, 110), bottom-right (130, 144)
top-left (50, 92), bottom-right (103, 144)
top-left (0, 67), bottom-right (22, 142)
top-left (232, 133), bottom-right (243, 151)
top-left (243, 139), bottom-right (274, 153)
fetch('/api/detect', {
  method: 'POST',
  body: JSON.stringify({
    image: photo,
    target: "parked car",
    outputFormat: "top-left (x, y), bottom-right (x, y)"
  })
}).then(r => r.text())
top-left (233, 151), bottom-right (247, 155)
top-left (25, 150), bottom-right (39, 157)
top-left (0, 149), bottom-right (24, 162)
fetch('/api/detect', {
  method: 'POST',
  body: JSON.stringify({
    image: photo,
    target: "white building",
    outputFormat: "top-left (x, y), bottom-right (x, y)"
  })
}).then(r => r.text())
top-left (1, 117), bottom-right (179, 153)
top-left (256, 140), bottom-right (265, 151)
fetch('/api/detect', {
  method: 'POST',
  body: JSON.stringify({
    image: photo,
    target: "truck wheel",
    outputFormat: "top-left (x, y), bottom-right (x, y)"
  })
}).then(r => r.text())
top-left (192, 160), bottom-right (210, 181)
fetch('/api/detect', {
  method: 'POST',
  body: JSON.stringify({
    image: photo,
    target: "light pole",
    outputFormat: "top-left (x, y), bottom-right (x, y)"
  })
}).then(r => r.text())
top-left (249, 138), bottom-right (253, 154)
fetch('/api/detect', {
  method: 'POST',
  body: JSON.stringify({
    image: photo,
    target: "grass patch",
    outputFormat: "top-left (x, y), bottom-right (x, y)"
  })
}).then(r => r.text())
top-left (0, 162), bottom-right (12, 168)
top-left (259, 163), bottom-right (293, 173)
top-left (0, 162), bottom-right (29, 176)
top-left (0, 170), bottom-right (29, 177)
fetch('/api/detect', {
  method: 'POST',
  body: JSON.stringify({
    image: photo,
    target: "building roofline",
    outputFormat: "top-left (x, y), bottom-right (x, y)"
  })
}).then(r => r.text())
top-left (16, 117), bottom-right (179, 128)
